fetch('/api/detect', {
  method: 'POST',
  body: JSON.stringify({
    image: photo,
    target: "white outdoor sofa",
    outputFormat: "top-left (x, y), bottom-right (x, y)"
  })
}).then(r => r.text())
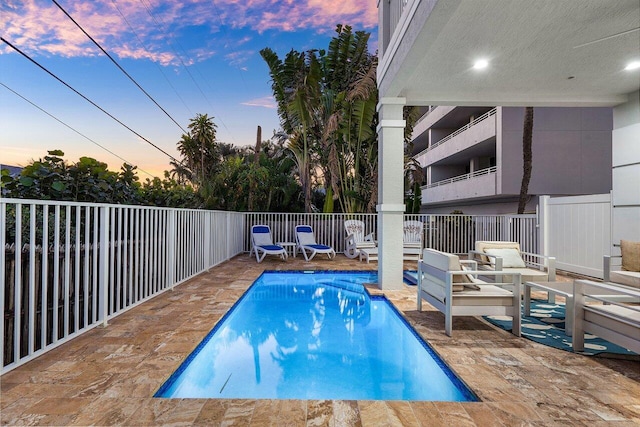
top-left (572, 280), bottom-right (640, 354)
top-left (603, 240), bottom-right (640, 290)
top-left (417, 248), bottom-right (522, 337)
top-left (469, 241), bottom-right (556, 284)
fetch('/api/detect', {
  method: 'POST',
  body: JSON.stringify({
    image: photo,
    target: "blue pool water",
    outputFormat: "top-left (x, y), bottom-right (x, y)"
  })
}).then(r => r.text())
top-left (155, 271), bottom-right (477, 401)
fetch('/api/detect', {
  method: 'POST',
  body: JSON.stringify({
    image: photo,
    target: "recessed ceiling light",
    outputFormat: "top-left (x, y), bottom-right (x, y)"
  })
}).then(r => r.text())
top-left (624, 60), bottom-right (640, 71)
top-left (473, 59), bottom-right (489, 70)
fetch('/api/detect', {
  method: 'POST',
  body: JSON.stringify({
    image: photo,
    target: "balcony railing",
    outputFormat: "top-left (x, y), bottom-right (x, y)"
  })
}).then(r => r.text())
top-left (2, 198), bottom-right (537, 374)
top-left (389, 0), bottom-right (411, 42)
top-left (425, 166), bottom-right (497, 189)
top-left (414, 108), bottom-right (497, 159)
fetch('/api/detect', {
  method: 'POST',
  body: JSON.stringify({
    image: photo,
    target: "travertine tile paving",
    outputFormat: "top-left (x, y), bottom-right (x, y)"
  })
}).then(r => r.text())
top-left (1, 254), bottom-right (639, 426)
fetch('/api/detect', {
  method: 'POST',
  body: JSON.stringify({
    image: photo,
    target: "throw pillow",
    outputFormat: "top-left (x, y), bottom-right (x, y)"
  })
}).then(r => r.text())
top-left (483, 248), bottom-right (527, 268)
top-left (621, 240), bottom-right (640, 272)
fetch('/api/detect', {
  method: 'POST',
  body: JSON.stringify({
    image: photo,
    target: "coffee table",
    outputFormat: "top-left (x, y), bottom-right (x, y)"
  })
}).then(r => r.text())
top-left (523, 280), bottom-right (608, 336)
top-left (276, 242), bottom-right (297, 258)
top-left (359, 247), bottom-right (378, 263)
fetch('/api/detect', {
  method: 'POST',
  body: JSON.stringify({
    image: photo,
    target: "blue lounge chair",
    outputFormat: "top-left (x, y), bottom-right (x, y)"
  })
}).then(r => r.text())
top-left (295, 225), bottom-right (336, 261)
top-left (250, 225), bottom-right (288, 263)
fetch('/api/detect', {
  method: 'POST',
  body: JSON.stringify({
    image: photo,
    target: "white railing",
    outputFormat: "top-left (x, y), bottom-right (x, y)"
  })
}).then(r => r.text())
top-left (425, 166), bottom-right (497, 189)
top-left (1, 199), bottom-right (244, 374)
top-left (422, 214), bottom-right (538, 255)
top-left (414, 108), bottom-right (497, 159)
top-left (389, 0), bottom-right (411, 41)
top-left (244, 213), bottom-right (377, 253)
top-left (2, 198), bottom-right (538, 374)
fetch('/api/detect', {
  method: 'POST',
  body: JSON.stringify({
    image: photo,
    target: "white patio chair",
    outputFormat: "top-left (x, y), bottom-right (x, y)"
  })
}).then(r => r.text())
top-left (469, 241), bottom-right (556, 284)
top-left (250, 225), bottom-right (288, 263)
top-left (295, 225), bottom-right (336, 261)
top-left (572, 280), bottom-right (640, 354)
top-left (417, 248), bottom-right (522, 337)
top-left (403, 220), bottom-right (424, 261)
top-left (344, 219), bottom-right (376, 259)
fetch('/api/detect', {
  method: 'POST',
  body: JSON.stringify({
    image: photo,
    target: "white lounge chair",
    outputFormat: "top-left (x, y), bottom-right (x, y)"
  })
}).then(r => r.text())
top-left (250, 225), bottom-right (288, 263)
top-left (469, 241), bottom-right (556, 284)
top-left (417, 248), bottom-right (522, 337)
top-left (295, 225), bottom-right (336, 261)
top-left (572, 280), bottom-right (640, 353)
top-left (344, 219), bottom-right (376, 259)
top-left (403, 220), bottom-right (424, 261)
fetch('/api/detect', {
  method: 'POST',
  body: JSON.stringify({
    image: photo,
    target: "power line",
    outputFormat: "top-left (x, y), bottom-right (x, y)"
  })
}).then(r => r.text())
top-left (110, 0), bottom-right (193, 118)
top-left (137, 0), bottom-right (240, 145)
top-left (51, 0), bottom-right (188, 135)
top-left (1, 82), bottom-right (156, 179)
top-left (1, 36), bottom-right (180, 165)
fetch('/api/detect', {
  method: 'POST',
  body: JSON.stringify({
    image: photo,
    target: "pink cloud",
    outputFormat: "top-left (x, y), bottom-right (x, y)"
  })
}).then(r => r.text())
top-left (1, 0), bottom-right (377, 64)
top-left (241, 96), bottom-right (277, 109)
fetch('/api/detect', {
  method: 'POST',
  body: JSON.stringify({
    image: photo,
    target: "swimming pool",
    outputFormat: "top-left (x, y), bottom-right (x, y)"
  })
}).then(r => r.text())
top-left (155, 271), bottom-right (477, 401)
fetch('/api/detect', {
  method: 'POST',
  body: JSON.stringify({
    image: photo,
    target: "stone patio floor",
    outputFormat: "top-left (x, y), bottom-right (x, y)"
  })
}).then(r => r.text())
top-left (1, 254), bottom-right (639, 426)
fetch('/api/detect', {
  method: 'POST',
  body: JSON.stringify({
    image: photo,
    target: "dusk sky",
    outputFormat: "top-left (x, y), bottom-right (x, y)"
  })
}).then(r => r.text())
top-left (1, 0), bottom-right (377, 178)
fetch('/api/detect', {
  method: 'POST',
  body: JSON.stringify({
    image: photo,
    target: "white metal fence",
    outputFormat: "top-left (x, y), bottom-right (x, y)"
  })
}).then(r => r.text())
top-left (2, 198), bottom-right (538, 374)
top-left (243, 213), bottom-right (537, 256)
top-left (1, 199), bottom-right (244, 374)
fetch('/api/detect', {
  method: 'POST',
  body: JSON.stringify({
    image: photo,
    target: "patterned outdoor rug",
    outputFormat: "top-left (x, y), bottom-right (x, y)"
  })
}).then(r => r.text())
top-left (485, 299), bottom-right (638, 358)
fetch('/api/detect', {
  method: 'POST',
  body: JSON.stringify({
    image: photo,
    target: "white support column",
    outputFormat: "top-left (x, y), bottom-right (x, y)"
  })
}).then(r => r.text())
top-left (377, 97), bottom-right (406, 290)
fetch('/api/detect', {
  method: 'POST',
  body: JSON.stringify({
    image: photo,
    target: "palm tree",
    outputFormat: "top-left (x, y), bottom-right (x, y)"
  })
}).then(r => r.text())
top-left (517, 107), bottom-right (534, 214)
top-left (260, 48), bottom-right (322, 212)
top-left (187, 113), bottom-right (218, 186)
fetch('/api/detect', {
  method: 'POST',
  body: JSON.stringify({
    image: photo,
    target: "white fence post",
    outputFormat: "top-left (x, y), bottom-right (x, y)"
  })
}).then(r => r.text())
top-left (168, 209), bottom-right (176, 291)
top-left (538, 196), bottom-right (549, 257)
top-left (0, 201), bottom-right (5, 369)
top-left (205, 211), bottom-right (211, 271)
top-left (99, 206), bottom-right (110, 327)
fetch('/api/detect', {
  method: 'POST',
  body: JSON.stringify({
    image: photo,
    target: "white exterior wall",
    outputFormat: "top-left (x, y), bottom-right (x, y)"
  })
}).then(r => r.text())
top-left (611, 90), bottom-right (640, 252)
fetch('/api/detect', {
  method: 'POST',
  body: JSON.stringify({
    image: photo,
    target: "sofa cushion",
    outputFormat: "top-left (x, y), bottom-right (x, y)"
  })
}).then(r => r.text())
top-left (421, 248), bottom-right (479, 291)
top-left (475, 241), bottom-right (521, 263)
top-left (484, 248), bottom-right (527, 268)
top-left (610, 270), bottom-right (640, 290)
top-left (621, 240), bottom-right (640, 272)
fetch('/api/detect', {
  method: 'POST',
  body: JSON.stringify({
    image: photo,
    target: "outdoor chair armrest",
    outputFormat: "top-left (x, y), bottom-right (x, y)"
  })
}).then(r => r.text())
top-left (447, 269), bottom-right (521, 281)
top-left (365, 232), bottom-right (375, 242)
top-left (467, 250), bottom-right (494, 266)
top-left (603, 255), bottom-right (623, 282)
top-left (521, 251), bottom-right (555, 262)
top-left (459, 259), bottom-right (478, 269)
top-left (520, 252), bottom-right (556, 279)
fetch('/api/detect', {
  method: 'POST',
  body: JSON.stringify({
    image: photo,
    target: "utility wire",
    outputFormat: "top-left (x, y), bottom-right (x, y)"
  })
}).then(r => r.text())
top-left (1, 36), bottom-right (180, 165)
top-left (138, 0), bottom-right (239, 145)
top-left (51, 0), bottom-right (188, 135)
top-left (1, 82), bottom-right (156, 179)
top-left (110, 0), bottom-right (193, 118)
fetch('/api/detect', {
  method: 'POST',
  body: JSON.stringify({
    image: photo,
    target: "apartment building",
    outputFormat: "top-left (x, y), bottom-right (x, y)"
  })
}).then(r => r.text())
top-left (373, 0), bottom-right (638, 288)
top-left (411, 106), bottom-right (613, 214)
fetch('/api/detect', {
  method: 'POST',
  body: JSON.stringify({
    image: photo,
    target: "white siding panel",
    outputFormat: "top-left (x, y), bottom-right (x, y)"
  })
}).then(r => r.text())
top-left (546, 194), bottom-right (611, 278)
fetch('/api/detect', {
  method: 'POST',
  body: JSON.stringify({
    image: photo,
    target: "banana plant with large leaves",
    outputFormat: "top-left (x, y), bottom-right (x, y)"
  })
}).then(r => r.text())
top-left (261, 48), bottom-right (322, 213)
top-left (261, 25), bottom-right (381, 213)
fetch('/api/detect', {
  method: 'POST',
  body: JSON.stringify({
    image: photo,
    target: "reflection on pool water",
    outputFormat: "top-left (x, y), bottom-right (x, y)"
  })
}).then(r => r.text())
top-left (155, 271), bottom-right (477, 401)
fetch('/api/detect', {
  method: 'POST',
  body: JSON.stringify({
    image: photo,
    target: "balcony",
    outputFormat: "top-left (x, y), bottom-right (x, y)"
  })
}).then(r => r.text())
top-left (422, 166), bottom-right (497, 203)
top-left (414, 109), bottom-right (496, 168)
